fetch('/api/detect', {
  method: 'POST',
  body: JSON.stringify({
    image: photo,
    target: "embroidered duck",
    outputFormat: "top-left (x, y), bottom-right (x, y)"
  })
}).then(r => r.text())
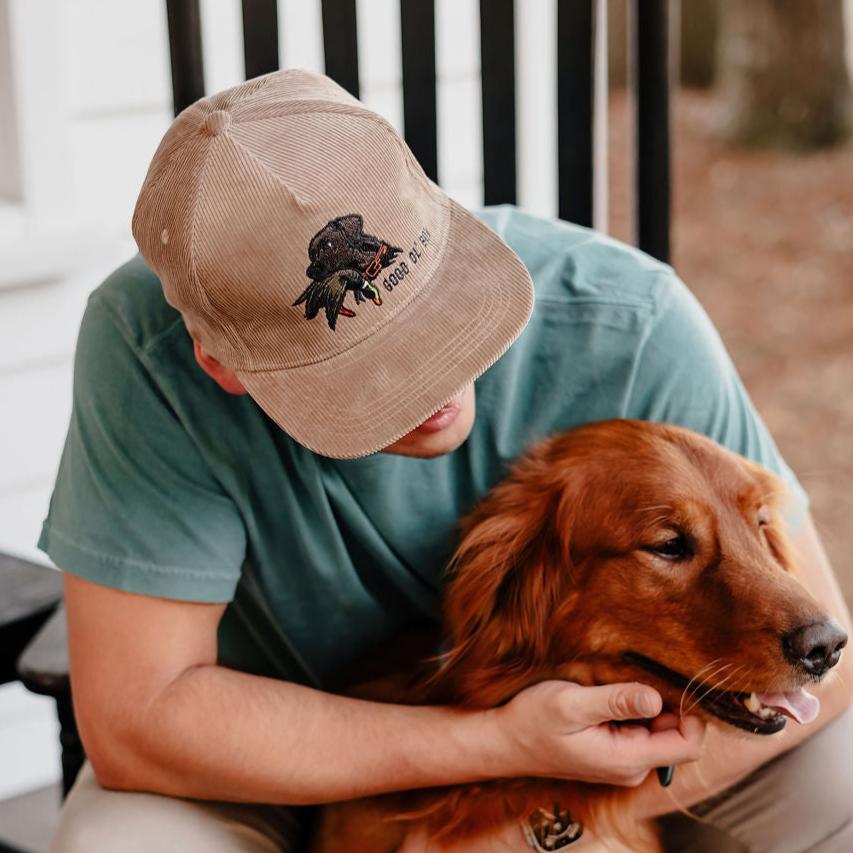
top-left (292, 214), bottom-right (403, 331)
top-left (293, 269), bottom-right (383, 331)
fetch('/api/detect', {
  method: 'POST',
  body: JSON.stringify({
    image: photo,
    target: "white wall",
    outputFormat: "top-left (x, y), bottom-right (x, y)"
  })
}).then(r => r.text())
top-left (0, 0), bottom-right (566, 801)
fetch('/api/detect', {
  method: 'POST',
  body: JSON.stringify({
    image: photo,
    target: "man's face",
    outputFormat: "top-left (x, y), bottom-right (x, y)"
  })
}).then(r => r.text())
top-left (379, 383), bottom-right (476, 459)
top-left (193, 340), bottom-right (476, 460)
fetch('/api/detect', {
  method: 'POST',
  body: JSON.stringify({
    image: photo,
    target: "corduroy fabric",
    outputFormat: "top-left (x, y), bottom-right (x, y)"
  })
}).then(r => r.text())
top-left (132, 68), bottom-right (535, 458)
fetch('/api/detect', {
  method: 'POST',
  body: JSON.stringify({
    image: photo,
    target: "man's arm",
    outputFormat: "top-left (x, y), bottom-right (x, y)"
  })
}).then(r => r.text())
top-left (65, 572), bottom-right (705, 805)
top-left (65, 571), bottom-right (494, 803)
top-left (634, 512), bottom-right (853, 818)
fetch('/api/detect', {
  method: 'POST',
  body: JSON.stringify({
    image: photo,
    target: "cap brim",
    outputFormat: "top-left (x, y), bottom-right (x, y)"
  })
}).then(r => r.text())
top-left (236, 198), bottom-right (535, 459)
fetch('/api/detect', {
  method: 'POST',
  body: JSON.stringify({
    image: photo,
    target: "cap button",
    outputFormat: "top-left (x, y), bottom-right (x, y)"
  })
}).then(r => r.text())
top-left (203, 110), bottom-right (232, 137)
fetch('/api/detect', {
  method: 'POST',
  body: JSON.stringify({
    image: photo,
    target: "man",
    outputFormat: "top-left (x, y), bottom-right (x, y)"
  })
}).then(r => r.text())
top-left (43, 69), bottom-right (852, 851)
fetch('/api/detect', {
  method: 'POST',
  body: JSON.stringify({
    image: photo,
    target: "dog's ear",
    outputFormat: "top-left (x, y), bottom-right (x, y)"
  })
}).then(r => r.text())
top-left (439, 446), bottom-right (583, 705)
top-left (763, 498), bottom-right (799, 577)
top-left (742, 460), bottom-right (799, 575)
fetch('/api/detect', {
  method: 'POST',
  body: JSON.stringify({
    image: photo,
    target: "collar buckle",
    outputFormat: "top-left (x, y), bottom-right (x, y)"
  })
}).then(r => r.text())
top-left (521, 805), bottom-right (583, 850)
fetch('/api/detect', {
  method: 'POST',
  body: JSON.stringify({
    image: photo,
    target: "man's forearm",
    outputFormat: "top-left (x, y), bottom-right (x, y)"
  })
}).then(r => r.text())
top-left (96, 663), bottom-right (503, 803)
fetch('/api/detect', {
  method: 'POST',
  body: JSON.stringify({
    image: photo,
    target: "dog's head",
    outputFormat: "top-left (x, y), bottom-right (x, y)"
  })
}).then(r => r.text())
top-left (306, 214), bottom-right (370, 279)
top-left (441, 419), bottom-right (846, 734)
top-left (306, 214), bottom-right (397, 281)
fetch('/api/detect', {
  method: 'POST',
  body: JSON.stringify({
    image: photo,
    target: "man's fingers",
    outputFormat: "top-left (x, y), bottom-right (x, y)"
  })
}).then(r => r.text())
top-left (614, 714), bottom-right (707, 768)
top-left (650, 712), bottom-right (681, 733)
top-left (568, 682), bottom-right (663, 725)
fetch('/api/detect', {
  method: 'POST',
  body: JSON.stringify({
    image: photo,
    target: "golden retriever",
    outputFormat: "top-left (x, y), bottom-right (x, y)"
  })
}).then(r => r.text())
top-left (310, 419), bottom-right (847, 852)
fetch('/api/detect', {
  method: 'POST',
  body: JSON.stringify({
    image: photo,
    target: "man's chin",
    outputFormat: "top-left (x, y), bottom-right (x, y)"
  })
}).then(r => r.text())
top-left (381, 433), bottom-right (468, 458)
top-left (380, 393), bottom-right (476, 459)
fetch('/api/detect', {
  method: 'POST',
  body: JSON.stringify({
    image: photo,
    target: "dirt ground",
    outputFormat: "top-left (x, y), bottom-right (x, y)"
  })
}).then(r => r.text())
top-left (607, 89), bottom-right (853, 610)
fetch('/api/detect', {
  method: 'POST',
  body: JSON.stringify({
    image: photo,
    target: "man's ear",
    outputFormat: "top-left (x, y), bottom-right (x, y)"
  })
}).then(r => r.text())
top-left (192, 340), bottom-right (248, 396)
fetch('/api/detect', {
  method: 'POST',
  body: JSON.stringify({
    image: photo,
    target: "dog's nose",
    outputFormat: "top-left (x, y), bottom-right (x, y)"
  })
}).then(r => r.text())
top-left (783, 619), bottom-right (848, 676)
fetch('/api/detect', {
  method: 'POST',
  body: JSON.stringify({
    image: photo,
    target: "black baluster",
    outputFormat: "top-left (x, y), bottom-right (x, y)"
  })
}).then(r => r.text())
top-left (557, 0), bottom-right (594, 226)
top-left (242, 0), bottom-right (280, 79)
top-left (479, 0), bottom-right (517, 205)
top-left (633, 0), bottom-right (671, 262)
top-left (165, 0), bottom-right (205, 115)
top-left (400, 0), bottom-right (438, 181)
top-left (321, 0), bottom-right (360, 98)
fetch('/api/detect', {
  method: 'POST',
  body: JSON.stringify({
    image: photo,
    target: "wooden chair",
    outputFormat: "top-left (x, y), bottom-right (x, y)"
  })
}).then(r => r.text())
top-left (12, 0), bottom-right (672, 812)
top-left (0, 554), bottom-right (75, 853)
top-left (0, 555), bottom-right (81, 800)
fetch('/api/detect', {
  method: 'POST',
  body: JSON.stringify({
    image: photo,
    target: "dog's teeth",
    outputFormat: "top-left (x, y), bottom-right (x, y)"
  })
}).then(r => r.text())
top-left (744, 692), bottom-right (777, 718)
top-left (744, 692), bottom-right (762, 713)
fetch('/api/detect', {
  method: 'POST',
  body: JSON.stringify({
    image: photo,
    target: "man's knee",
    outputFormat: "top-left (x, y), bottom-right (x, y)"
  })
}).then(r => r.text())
top-left (751, 705), bottom-right (853, 851)
top-left (683, 707), bottom-right (853, 853)
top-left (51, 763), bottom-right (289, 853)
top-left (52, 764), bottom-right (134, 853)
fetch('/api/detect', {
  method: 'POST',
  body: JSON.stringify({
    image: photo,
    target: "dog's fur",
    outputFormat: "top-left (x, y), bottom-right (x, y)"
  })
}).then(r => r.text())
top-left (309, 419), bottom-right (839, 852)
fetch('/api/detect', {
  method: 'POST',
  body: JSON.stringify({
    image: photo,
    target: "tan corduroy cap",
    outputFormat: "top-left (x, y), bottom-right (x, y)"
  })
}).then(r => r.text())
top-left (132, 69), bottom-right (535, 458)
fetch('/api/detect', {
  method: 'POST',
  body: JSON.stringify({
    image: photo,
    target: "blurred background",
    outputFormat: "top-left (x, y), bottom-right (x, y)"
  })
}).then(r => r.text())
top-left (0, 0), bottom-right (851, 849)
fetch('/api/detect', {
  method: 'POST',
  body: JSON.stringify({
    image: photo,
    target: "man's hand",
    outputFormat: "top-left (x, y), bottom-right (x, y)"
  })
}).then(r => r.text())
top-left (490, 681), bottom-right (706, 786)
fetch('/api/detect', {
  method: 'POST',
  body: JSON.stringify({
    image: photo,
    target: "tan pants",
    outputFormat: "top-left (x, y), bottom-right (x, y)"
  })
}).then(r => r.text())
top-left (51, 707), bottom-right (853, 853)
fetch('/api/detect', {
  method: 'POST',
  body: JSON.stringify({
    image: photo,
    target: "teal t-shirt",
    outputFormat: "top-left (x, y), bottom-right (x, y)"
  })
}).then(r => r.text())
top-left (39, 204), bottom-right (807, 688)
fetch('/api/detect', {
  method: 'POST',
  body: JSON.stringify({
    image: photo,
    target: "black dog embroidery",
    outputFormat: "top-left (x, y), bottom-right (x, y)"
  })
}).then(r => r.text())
top-left (292, 214), bottom-right (403, 331)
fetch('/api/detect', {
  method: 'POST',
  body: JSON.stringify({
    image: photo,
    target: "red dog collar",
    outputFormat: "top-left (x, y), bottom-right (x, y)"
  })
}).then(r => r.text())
top-left (363, 243), bottom-right (389, 280)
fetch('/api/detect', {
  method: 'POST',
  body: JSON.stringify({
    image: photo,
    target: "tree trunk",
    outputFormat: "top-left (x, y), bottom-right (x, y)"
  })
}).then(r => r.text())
top-left (716, 0), bottom-right (851, 148)
top-left (680, 0), bottom-right (719, 88)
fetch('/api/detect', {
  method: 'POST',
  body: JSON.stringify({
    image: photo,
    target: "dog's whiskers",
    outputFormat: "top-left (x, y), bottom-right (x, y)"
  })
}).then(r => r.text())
top-left (679, 659), bottom-right (726, 718)
top-left (679, 660), bottom-right (750, 718)
top-left (681, 662), bottom-right (737, 714)
top-left (683, 665), bottom-right (747, 717)
top-left (678, 660), bottom-right (723, 717)
top-left (636, 504), bottom-right (674, 514)
top-left (635, 504), bottom-right (676, 530)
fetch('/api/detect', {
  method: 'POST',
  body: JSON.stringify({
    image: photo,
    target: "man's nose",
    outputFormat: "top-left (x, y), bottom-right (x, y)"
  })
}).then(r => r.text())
top-left (783, 619), bottom-right (848, 676)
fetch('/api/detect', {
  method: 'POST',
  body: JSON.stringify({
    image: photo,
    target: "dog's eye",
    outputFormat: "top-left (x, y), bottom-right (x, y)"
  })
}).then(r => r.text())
top-left (647, 535), bottom-right (691, 561)
top-left (757, 506), bottom-right (771, 527)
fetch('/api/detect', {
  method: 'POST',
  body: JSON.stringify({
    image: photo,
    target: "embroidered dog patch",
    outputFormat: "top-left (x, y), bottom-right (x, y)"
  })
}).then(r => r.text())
top-left (292, 214), bottom-right (403, 331)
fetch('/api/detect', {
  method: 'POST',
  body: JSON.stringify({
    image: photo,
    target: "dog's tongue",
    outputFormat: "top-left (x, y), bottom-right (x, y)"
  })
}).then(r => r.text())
top-left (756, 689), bottom-right (820, 724)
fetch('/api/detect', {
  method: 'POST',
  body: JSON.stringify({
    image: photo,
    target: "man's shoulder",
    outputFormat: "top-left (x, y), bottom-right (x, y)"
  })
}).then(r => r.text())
top-left (87, 253), bottom-right (184, 353)
top-left (472, 204), bottom-right (677, 312)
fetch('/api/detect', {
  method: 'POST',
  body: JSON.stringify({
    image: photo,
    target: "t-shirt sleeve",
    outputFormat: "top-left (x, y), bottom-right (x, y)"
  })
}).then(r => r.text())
top-left (627, 272), bottom-right (809, 533)
top-left (38, 295), bottom-right (247, 602)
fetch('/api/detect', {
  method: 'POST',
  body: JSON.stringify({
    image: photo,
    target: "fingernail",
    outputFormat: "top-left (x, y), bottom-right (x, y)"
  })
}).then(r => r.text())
top-left (657, 765), bottom-right (674, 787)
top-left (638, 691), bottom-right (659, 716)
